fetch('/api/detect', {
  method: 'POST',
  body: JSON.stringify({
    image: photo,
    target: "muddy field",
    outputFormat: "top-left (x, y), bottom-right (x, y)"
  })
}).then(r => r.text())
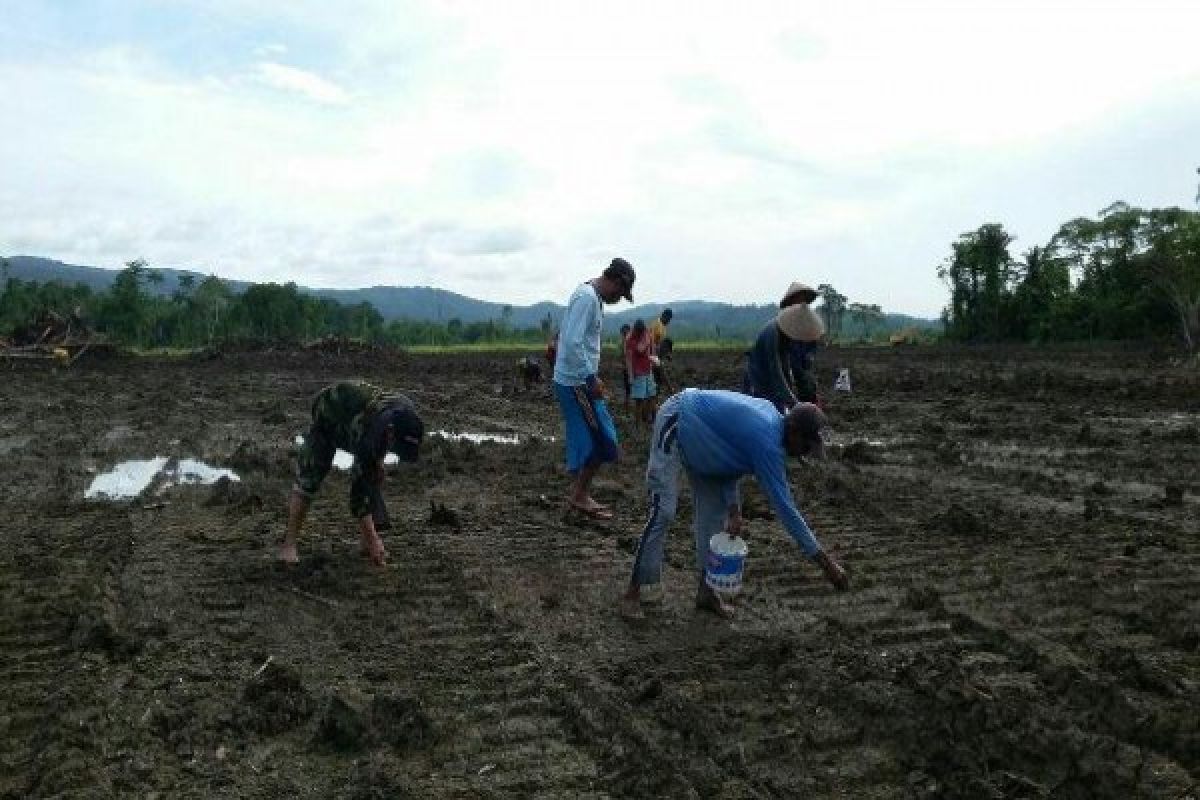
top-left (1, 344), bottom-right (1197, 798)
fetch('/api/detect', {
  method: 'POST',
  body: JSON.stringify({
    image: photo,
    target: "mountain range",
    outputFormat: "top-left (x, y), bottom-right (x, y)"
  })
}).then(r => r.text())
top-left (4, 255), bottom-right (940, 337)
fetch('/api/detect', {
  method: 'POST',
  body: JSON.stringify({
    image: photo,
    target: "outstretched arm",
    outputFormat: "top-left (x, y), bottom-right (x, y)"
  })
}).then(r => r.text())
top-left (754, 454), bottom-right (848, 590)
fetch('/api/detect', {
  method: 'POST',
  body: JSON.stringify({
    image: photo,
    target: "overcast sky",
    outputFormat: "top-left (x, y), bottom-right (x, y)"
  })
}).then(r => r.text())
top-left (2, 0), bottom-right (1198, 316)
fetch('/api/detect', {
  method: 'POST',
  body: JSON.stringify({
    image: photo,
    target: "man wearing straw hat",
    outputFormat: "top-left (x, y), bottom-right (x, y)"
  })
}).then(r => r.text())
top-left (620, 390), bottom-right (849, 620)
top-left (742, 299), bottom-right (826, 412)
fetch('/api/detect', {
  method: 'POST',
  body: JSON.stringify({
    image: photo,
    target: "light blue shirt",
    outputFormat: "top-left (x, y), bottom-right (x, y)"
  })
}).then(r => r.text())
top-left (676, 389), bottom-right (821, 555)
top-left (553, 282), bottom-right (603, 386)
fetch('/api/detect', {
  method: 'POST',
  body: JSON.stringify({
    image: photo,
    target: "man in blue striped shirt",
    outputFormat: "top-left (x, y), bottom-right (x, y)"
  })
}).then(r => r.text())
top-left (622, 389), bottom-right (848, 619)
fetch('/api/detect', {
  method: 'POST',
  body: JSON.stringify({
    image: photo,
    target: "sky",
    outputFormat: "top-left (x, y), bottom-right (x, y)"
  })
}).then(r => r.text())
top-left (2, 0), bottom-right (1198, 317)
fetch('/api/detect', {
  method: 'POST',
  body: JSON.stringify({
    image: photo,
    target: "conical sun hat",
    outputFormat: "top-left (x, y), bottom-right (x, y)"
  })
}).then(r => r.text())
top-left (780, 281), bottom-right (818, 307)
top-left (776, 303), bottom-right (825, 341)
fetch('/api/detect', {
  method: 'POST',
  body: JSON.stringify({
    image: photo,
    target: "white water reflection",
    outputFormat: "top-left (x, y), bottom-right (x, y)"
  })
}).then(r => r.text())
top-left (432, 430), bottom-right (522, 445)
top-left (173, 459), bottom-right (240, 485)
top-left (85, 457), bottom-right (169, 500)
top-left (85, 457), bottom-right (240, 500)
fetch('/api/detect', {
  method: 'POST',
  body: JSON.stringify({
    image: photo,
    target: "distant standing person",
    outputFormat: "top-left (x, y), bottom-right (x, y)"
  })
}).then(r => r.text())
top-left (282, 381), bottom-right (425, 566)
top-left (742, 301), bottom-right (824, 412)
top-left (553, 257), bottom-right (637, 520)
top-left (625, 318), bottom-right (657, 427)
top-left (649, 308), bottom-right (673, 393)
top-left (618, 323), bottom-right (633, 409)
top-left (621, 390), bottom-right (848, 619)
top-left (545, 328), bottom-right (559, 370)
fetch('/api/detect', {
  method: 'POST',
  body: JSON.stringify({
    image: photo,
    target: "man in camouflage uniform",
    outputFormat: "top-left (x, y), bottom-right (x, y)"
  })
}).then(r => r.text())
top-left (281, 381), bottom-right (425, 566)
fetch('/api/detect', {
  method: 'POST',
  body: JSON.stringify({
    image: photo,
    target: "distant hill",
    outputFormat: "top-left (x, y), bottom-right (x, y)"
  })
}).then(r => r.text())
top-left (4, 255), bottom-right (939, 338)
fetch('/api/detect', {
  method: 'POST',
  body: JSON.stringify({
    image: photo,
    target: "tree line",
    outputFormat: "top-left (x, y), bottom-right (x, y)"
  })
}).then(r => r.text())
top-left (0, 259), bottom-right (551, 349)
top-left (939, 202), bottom-right (1200, 351)
top-left (3, 255), bottom-right (921, 349)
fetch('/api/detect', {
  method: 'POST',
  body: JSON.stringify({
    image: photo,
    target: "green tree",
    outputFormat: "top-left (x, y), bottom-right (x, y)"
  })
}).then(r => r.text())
top-left (815, 283), bottom-right (847, 339)
top-left (100, 260), bottom-right (152, 345)
top-left (1009, 245), bottom-right (1071, 341)
top-left (937, 224), bottom-right (1016, 341)
top-left (1141, 208), bottom-right (1200, 351)
top-left (193, 275), bottom-right (233, 344)
top-left (847, 302), bottom-right (883, 341)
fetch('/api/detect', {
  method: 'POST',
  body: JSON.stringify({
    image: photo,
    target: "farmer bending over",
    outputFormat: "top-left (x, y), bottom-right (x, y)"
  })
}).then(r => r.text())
top-left (517, 355), bottom-right (543, 391)
top-left (742, 299), bottom-right (824, 411)
top-left (622, 390), bottom-right (848, 619)
top-left (281, 381), bottom-right (424, 566)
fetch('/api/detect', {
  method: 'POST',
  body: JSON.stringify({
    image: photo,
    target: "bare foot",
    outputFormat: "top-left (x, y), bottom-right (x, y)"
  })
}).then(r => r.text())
top-left (695, 587), bottom-right (735, 620)
top-left (278, 542), bottom-right (299, 565)
top-left (619, 595), bottom-right (643, 620)
top-left (567, 497), bottom-right (613, 520)
top-left (360, 531), bottom-right (387, 566)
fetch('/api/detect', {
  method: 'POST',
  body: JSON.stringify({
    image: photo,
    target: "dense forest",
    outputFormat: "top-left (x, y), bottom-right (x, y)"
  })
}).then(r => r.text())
top-left (939, 203), bottom-right (1200, 352)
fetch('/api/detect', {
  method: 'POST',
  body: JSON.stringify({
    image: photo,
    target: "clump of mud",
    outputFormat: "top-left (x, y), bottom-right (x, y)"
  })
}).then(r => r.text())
top-left (236, 661), bottom-right (315, 735)
top-left (315, 694), bottom-right (368, 751)
top-left (428, 500), bottom-right (461, 529)
top-left (924, 503), bottom-right (998, 538)
top-left (841, 439), bottom-right (883, 465)
top-left (312, 692), bottom-right (433, 752)
top-left (229, 439), bottom-right (272, 473)
top-left (367, 692), bottom-right (433, 749)
top-left (204, 476), bottom-right (264, 512)
top-left (903, 586), bottom-right (942, 612)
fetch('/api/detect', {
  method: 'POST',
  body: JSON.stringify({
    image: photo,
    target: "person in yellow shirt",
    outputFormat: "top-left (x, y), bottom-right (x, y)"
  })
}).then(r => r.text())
top-left (649, 308), bottom-right (672, 350)
top-left (649, 308), bottom-right (673, 392)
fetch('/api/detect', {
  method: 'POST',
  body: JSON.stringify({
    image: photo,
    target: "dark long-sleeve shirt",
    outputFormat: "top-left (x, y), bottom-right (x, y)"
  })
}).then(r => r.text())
top-left (744, 322), bottom-right (816, 412)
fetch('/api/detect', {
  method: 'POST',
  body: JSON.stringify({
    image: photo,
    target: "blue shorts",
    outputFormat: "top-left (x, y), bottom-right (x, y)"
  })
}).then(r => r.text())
top-left (630, 374), bottom-right (657, 400)
top-left (553, 382), bottom-right (619, 473)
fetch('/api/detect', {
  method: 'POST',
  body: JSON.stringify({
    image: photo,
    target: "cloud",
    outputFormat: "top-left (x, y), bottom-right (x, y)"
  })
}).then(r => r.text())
top-left (253, 61), bottom-right (349, 105)
top-left (2, 1), bottom-right (1200, 316)
top-left (440, 227), bottom-right (532, 256)
top-left (254, 43), bottom-right (288, 57)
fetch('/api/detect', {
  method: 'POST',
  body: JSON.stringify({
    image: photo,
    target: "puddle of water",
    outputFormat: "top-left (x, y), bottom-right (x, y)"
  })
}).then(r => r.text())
top-left (84, 457), bottom-right (169, 500)
top-left (432, 430), bottom-right (522, 445)
top-left (172, 459), bottom-right (240, 485)
top-left (85, 457), bottom-right (240, 500)
top-left (0, 434), bottom-right (32, 456)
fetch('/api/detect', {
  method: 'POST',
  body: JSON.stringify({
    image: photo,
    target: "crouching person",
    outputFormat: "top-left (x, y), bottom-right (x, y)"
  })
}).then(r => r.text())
top-left (622, 389), bottom-right (848, 619)
top-left (517, 355), bottom-right (543, 391)
top-left (281, 381), bottom-right (424, 566)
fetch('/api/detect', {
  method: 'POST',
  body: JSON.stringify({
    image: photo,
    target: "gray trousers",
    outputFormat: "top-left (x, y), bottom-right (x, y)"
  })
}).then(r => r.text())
top-left (630, 393), bottom-right (735, 587)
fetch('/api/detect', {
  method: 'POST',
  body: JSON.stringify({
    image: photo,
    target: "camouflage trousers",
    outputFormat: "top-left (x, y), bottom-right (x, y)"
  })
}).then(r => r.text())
top-left (293, 421), bottom-right (338, 501)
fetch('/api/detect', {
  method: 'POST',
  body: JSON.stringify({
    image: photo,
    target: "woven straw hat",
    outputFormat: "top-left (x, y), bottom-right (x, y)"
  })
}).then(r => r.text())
top-left (780, 281), bottom-right (818, 307)
top-left (776, 303), bottom-right (825, 341)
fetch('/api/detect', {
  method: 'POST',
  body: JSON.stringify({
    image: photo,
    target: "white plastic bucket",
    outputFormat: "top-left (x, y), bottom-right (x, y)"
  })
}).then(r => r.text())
top-left (705, 533), bottom-right (748, 594)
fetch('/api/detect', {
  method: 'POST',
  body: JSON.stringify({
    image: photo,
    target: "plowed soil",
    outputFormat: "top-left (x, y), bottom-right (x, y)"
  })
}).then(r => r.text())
top-left (1, 345), bottom-right (1197, 798)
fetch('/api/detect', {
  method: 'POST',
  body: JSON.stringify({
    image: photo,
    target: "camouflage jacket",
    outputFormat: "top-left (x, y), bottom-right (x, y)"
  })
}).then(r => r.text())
top-left (312, 381), bottom-right (412, 517)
